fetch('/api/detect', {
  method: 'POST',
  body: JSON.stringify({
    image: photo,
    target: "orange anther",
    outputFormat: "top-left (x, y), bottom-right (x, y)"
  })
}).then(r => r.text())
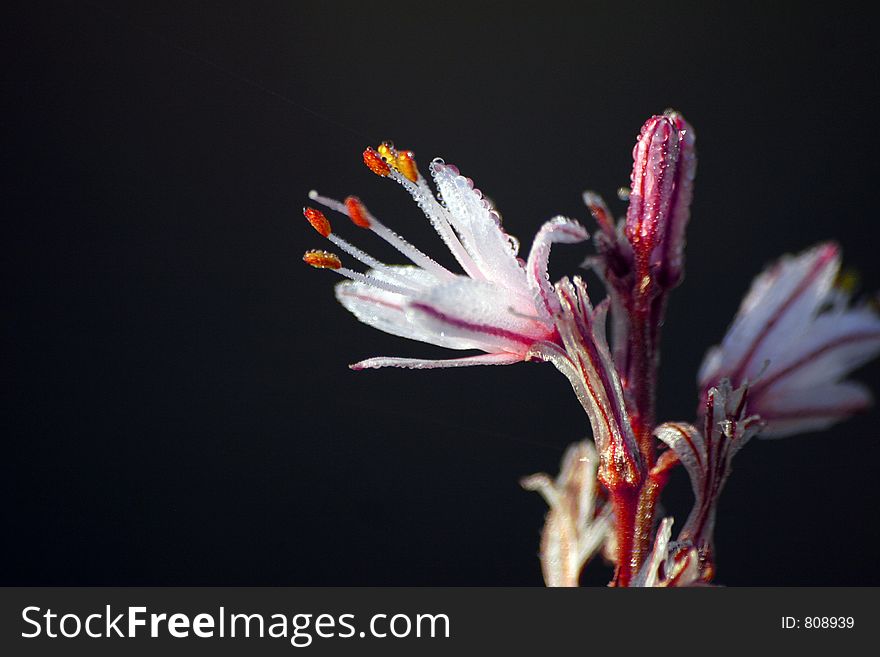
top-left (344, 196), bottom-right (372, 229)
top-left (303, 207), bottom-right (331, 238)
top-left (363, 148), bottom-right (390, 177)
top-left (303, 250), bottom-right (342, 270)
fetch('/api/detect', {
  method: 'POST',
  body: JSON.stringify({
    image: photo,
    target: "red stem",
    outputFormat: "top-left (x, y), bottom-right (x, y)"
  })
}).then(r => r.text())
top-left (609, 485), bottom-right (640, 587)
top-left (614, 265), bottom-right (667, 584)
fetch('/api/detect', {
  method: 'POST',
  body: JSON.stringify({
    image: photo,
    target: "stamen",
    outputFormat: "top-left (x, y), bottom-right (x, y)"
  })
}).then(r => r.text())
top-left (302, 206), bottom-right (386, 272)
top-left (377, 141), bottom-right (397, 162)
top-left (372, 164), bottom-right (483, 280)
top-left (304, 249), bottom-right (416, 296)
top-left (376, 141), bottom-right (420, 182)
top-left (366, 217), bottom-right (453, 279)
top-left (304, 207), bottom-right (331, 237)
top-left (396, 150), bottom-right (419, 183)
top-left (363, 148), bottom-right (390, 177)
top-left (835, 268), bottom-right (859, 295)
top-left (336, 267), bottom-right (415, 296)
top-left (312, 191), bottom-right (452, 279)
top-left (339, 143), bottom-right (473, 278)
top-left (303, 198), bottom-right (440, 291)
top-left (309, 190), bottom-right (348, 213)
top-left (303, 249), bottom-right (342, 270)
top-left (344, 196), bottom-right (372, 228)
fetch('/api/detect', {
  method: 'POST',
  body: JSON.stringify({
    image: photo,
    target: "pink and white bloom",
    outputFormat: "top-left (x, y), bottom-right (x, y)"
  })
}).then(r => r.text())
top-left (303, 144), bottom-right (589, 370)
top-left (304, 144), bottom-right (641, 488)
top-left (699, 243), bottom-right (880, 437)
top-left (303, 144), bottom-right (641, 579)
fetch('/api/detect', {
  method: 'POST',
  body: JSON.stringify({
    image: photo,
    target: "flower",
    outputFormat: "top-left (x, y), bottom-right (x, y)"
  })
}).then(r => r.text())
top-left (521, 441), bottom-right (612, 587)
top-left (302, 144), bottom-right (589, 370)
top-left (654, 379), bottom-right (764, 579)
top-left (698, 243), bottom-right (880, 437)
top-left (304, 142), bottom-right (643, 582)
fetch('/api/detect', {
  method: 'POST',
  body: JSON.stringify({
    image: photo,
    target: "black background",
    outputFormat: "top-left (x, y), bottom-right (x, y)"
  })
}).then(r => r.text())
top-left (4, 1), bottom-right (878, 585)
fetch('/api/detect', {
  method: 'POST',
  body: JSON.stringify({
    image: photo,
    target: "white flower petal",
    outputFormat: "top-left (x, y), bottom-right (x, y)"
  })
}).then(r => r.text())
top-left (406, 278), bottom-right (551, 353)
top-left (335, 273), bottom-right (486, 351)
top-left (697, 345), bottom-right (723, 388)
top-left (699, 243), bottom-right (880, 437)
top-left (350, 353), bottom-right (523, 370)
top-left (702, 243), bottom-right (839, 386)
top-left (757, 381), bottom-right (873, 438)
top-left (430, 162), bottom-right (527, 288)
top-left (525, 217), bottom-right (590, 318)
top-left (753, 308), bottom-right (880, 392)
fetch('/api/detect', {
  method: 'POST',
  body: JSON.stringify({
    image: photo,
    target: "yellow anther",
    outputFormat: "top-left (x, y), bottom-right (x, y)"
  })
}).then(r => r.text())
top-left (396, 150), bottom-right (419, 182)
top-left (836, 268), bottom-right (860, 295)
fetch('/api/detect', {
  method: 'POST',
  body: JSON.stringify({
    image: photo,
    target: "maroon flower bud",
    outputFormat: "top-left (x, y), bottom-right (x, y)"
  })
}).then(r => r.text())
top-left (657, 112), bottom-right (696, 288)
top-left (624, 111), bottom-right (697, 289)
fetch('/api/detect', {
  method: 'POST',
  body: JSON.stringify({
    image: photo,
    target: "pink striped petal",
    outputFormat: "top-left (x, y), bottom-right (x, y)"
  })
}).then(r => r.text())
top-left (350, 352), bottom-right (524, 370)
top-left (525, 217), bottom-right (590, 318)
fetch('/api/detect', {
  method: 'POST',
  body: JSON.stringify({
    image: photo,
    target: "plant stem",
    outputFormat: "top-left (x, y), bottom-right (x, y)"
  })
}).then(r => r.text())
top-left (615, 269), bottom-right (668, 584)
top-left (609, 485), bottom-right (640, 586)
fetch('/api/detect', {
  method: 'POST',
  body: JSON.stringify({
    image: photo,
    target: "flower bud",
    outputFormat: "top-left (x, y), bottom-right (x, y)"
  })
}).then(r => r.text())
top-left (624, 111), bottom-right (696, 289)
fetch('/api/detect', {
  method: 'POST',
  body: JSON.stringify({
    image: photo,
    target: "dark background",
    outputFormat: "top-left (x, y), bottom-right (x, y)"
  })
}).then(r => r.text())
top-left (4, 1), bottom-right (878, 585)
